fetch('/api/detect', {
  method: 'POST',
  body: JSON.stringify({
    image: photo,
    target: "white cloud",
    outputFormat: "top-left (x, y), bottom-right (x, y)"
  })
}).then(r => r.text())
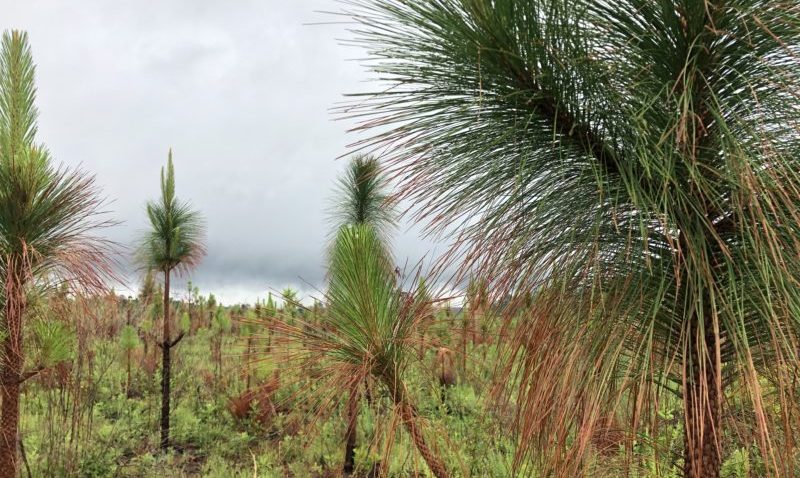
top-left (3, 0), bottom-right (448, 303)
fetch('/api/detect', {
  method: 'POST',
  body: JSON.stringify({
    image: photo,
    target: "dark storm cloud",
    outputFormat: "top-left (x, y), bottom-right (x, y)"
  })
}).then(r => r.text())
top-left (3, 0), bottom-right (445, 304)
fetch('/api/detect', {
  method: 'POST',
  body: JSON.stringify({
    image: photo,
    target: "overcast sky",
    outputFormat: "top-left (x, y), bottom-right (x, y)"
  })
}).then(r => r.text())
top-left (3, 0), bottom-right (445, 304)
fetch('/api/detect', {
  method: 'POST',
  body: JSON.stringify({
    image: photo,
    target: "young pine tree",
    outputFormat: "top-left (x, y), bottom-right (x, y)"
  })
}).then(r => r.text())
top-left (210, 306), bottom-right (230, 387)
top-left (0, 30), bottom-right (114, 477)
top-left (120, 324), bottom-right (140, 397)
top-left (330, 155), bottom-right (397, 476)
top-left (137, 150), bottom-right (205, 451)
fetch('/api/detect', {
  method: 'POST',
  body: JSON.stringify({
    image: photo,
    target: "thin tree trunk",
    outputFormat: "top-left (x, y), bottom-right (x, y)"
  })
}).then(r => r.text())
top-left (67, 317), bottom-right (85, 473)
top-left (1, 266), bottom-right (25, 478)
top-left (142, 329), bottom-right (149, 360)
top-left (19, 437), bottom-right (31, 478)
top-left (214, 334), bottom-right (222, 389)
top-left (266, 320), bottom-right (272, 354)
top-left (0, 345), bottom-right (21, 478)
top-left (245, 336), bottom-right (252, 390)
top-left (343, 382), bottom-right (359, 475)
top-left (385, 376), bottom-right (449, 478)
top-left (683, 317), bottom-right (721, 478)
top-left (470, 305), bottom-right (477, 346)
top-left (160, 268), bottom-right (171, 451)
top-left (397, 400), bottom-right (449, 478)
top-left (126, 350), bottom-right (131, 393)
top-left (461, 313), bottom-right (467, 378)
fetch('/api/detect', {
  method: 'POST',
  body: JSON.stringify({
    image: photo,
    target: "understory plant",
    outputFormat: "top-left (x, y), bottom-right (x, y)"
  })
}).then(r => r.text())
top-left (273, 224), bottom-right (449, 477)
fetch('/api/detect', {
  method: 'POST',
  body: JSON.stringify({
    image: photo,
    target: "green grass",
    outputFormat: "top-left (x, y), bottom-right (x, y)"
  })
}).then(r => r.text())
top-left (17, 310), bottom-right (516, 477)
top-left (15, 304), bottom-right (790, 477)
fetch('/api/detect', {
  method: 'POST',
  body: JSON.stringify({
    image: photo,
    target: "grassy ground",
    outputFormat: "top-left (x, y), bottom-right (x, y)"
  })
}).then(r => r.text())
top-left (18, 305), bottom-right (518, 477)
top-left (16, 299), bottom-right (783, 477)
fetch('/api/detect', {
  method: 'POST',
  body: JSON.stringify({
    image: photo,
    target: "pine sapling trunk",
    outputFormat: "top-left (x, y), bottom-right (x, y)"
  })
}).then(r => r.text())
top-left (126, 349), bottom-right (132, 397)
top-left (143, 332), bottom-right (148, 358)
top-left (384, 374), bottom-right (449, 478)
top-left (0, 332), bottom-right (22, 478)
top-left (1, 269), bottom-right (25, 478)
top-left (266, 317), bottom-right (273, 354)
top-left (683, 315), bottom-right (721, 478)
top-left (214, 333), bottom-right (222, 388)
top-left (470, 306), bottom-right (477, 346)
top-left (160, 268), bottom-right (172, 451)
top-left (461, 314), bottom-right (468, 378)
top-left (245, 336), bottom-right (252, 390)
top-left (125, 308), bottom-right (132, 396)
top-left (343, 382), bottom-right (359, 475)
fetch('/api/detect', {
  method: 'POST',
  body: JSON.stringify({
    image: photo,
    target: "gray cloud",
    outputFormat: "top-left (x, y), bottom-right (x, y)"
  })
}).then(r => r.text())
top-left (4, 0), bottom-right (446, 304)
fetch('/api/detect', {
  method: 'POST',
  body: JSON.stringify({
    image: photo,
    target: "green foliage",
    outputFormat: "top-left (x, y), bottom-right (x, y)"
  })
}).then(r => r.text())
top-left (137, 149), bottom-right (205, 275)
top-left (330, 154), bottom-right (395, 239)
top-left (139, 270), bottom-right (157, 303)
top-left (0, 30), bottom-right (38, 159)
top-left (148, 298), bottom-right (162, 320)
top-left (240, 310), bottom-right (257, 336)
top-left (264, 293), bottom-right (275, 316)
top-left (187, 280), bottom-right (199, 301)
top-left (140, 315), bottom-right (154, 336)
top-left (280, 287), bottom-right (297, 317)
top-left (30, 318), bottom-right (74, 367)
top-left (119, 324), bottom-right (140, 351)
top-left (326, 224), bottom-right (405, 372)
top-left (341, 1), bottom-right (800, 473)
top-left (77, 447), bottom-right (115, 478)
top-left (721, 449), bottom-right (751, 478)
top-left (0, 29), bottom-right (112, 292)
top-left (24, 294), bottom-right (783, 477)
top-left (179, 311), bottom-right (191, 333)
top-left (212, 307), bottom-right (231, 334)
top-left (7, 7), bottom-right (800, 478)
